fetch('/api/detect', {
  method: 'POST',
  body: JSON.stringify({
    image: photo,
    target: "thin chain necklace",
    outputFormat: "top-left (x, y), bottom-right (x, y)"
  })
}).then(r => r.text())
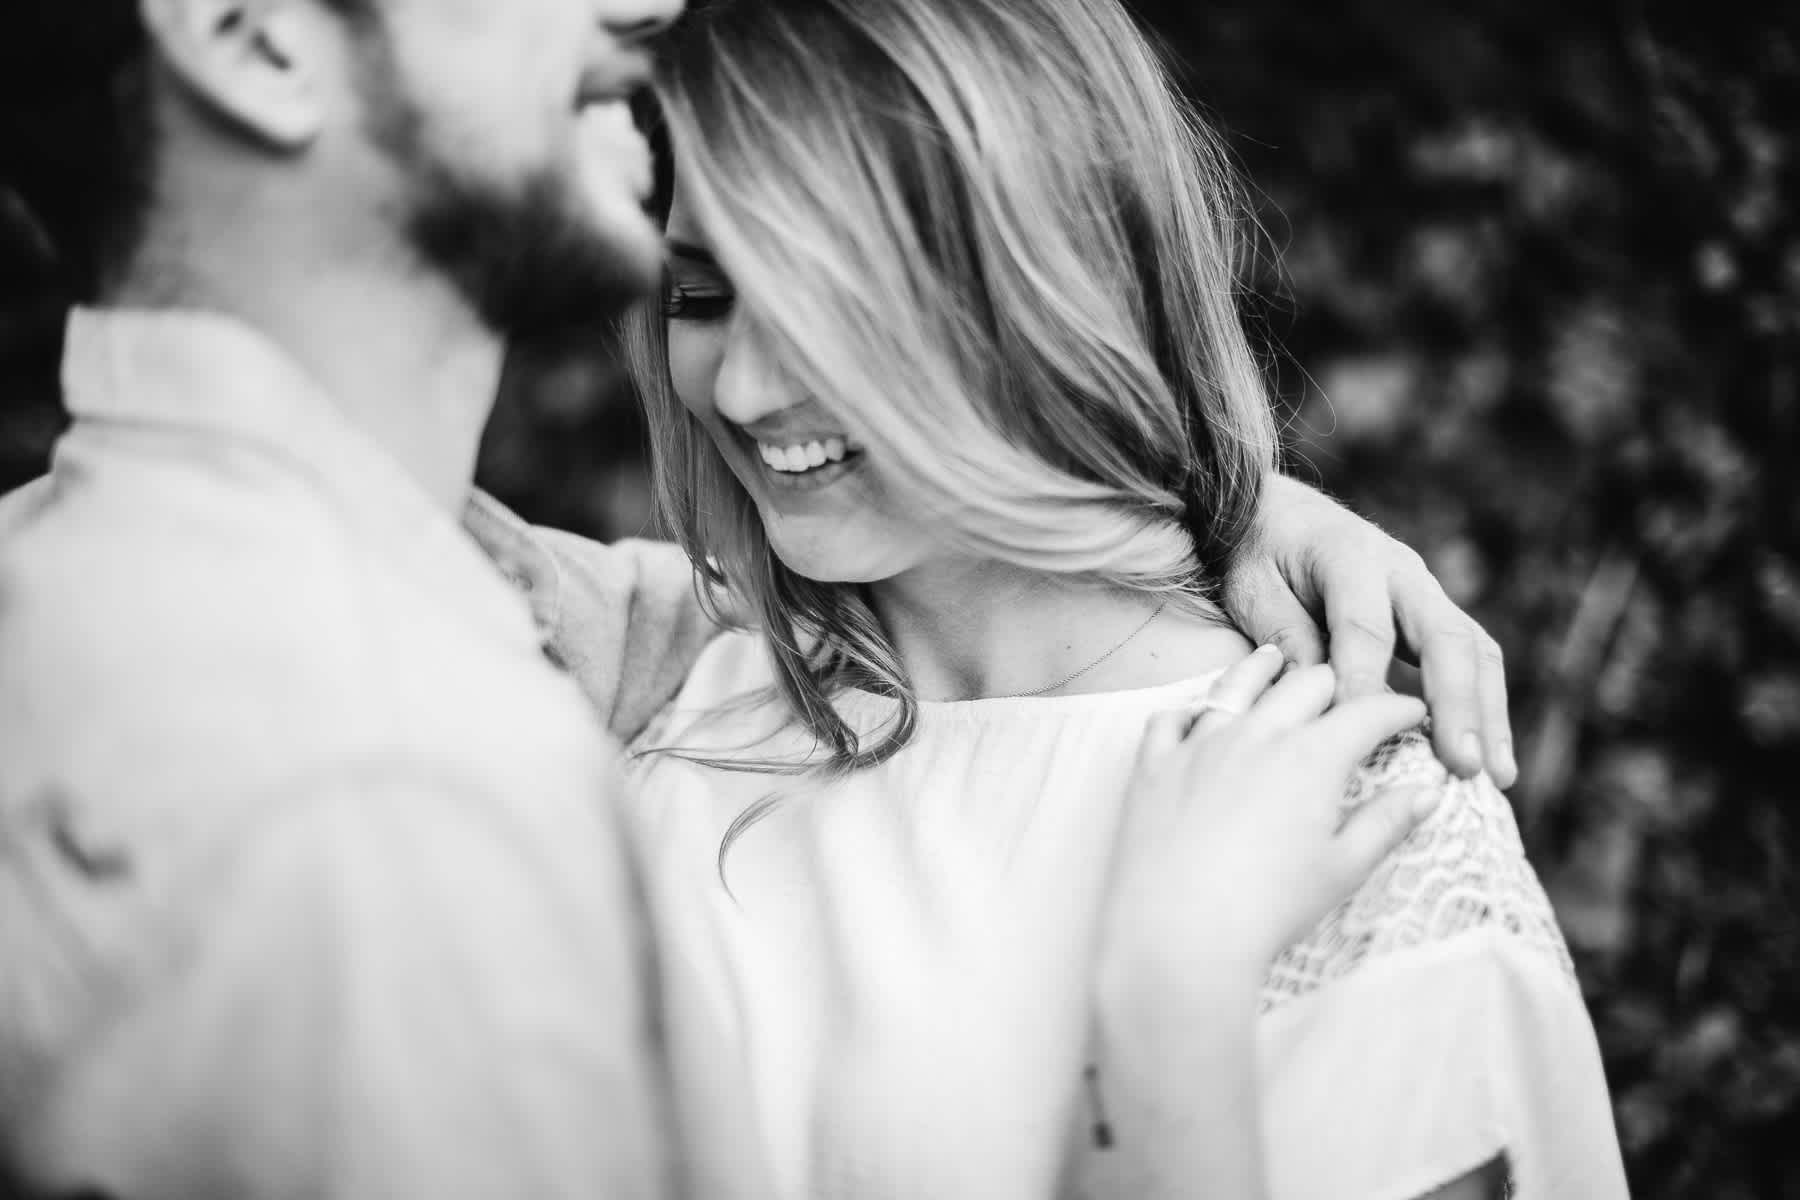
top-left (1003, 599), bottom-right (1169, 699)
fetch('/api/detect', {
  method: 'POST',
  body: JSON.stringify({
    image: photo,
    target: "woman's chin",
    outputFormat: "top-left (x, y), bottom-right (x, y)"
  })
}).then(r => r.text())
top-left (767, 545), bottom-right (891, 586)
top-left (762, 519), bottom-right (912, 586)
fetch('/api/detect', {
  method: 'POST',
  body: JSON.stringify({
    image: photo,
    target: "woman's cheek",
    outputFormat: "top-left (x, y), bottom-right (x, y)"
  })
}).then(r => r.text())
top-left (667, 324), bottom-right (728, 419)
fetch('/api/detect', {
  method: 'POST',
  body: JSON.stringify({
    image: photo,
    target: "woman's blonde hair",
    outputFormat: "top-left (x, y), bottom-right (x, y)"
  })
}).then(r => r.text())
top-left (625, 0), bottom-right (1278, 775)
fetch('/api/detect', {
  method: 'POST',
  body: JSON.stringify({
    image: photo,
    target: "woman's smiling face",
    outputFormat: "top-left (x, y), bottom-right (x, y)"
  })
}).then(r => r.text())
top-left (661, 172), bottom-right (943, 584)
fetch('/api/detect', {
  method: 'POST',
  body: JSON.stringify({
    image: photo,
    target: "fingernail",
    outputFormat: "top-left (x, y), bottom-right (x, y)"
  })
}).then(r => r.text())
top-left (1460, 732), bottom-right (1483, 769)
top-left (1412, 788), bottom-right (1444, 819)
top-left (1255, 643), bottom-right (1284, 659)
top-left (1496, 739), bottom-right (1517, 780)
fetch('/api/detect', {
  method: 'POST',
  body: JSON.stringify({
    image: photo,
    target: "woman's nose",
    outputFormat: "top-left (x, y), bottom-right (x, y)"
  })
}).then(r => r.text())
top-left (711, 318), bottom-right (794, 427)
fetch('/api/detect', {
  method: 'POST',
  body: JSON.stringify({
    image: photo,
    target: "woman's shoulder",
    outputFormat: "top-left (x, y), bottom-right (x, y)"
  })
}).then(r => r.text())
top-left (1261, 729), bottom-right (1579, 1014)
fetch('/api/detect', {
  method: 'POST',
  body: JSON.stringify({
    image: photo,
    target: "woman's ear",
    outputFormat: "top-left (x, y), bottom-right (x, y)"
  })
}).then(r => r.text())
top-left (139, 0), bottom-right (328, 149)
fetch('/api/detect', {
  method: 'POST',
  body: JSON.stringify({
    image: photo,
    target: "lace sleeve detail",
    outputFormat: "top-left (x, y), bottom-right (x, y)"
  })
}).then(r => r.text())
top-left (1259, 730), bottom-right (1577, 1015)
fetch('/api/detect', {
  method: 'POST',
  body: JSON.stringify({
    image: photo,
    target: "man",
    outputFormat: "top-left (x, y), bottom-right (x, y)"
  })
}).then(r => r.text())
top-left (0, 1), bottom-right (688, 1196)
top-left (0, 1), bottom-right (1515, 1197)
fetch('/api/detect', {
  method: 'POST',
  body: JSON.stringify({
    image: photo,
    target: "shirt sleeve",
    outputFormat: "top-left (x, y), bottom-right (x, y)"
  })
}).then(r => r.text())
top-left (4, 756), bottom-right (669, 1200)
top-left (537, 530), bottom-right (722, 745)
top-left (1255, 734), bottom-right (1630, 1200)
top-left (1072, 733), bottom-right (1629, 1200)
top-left (1254, 926), bottom-right (1626, 1200)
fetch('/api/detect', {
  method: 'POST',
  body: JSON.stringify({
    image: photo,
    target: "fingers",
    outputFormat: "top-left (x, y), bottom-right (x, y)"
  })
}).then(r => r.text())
top-left (1221, 561), bottom-right (1328, 668)
top-left (1240, 662), bottom-right (1338, 731)
top-left (1139, 709), bottom-right (1189, 762)
top-left (1409, 621), bottom-right (1485, 781)
top-left (1188, 644), bottom-right (1286, 733)
top-left (1310, 693), bottom-right (1428, 773)
top-left (1333, 785), bottom-right (1443, 883)
top-left (1120, 711), bottom-right (1190, 844)
top-left (1475, 637), bottom-right (1517, 787)
top-left (1319, 562), bottom-right (1399, 704)
top-left (1389, 575), bottom-right (1501, 781)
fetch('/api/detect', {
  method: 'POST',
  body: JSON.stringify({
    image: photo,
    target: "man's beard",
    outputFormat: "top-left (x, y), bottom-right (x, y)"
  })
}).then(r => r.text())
top-left (404, 161), bottom-right (656, 340)
top-left (356, 43), bottom-right (656, 340)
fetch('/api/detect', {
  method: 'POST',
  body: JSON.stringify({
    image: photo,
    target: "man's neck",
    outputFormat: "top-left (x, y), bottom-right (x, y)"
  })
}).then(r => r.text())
top-left (112, 229), bottom-right (503, 517)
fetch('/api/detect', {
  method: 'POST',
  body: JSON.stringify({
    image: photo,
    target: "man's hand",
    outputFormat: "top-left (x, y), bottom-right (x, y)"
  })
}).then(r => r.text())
top-left (1220, 475), bottom-right (1516, 787)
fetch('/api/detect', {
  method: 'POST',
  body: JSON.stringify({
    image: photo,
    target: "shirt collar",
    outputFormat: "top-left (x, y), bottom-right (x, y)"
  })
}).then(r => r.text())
top-left (64, 306), bottom-right (343, 453)
top-left (62, 306), bottom-right (546, 649)
top-left (461, 488), bottom-right (566, 648)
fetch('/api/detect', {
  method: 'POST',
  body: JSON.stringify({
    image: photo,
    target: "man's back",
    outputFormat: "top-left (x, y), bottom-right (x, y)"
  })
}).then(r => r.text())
top-left (0, 309), bottom-right (666, 1199)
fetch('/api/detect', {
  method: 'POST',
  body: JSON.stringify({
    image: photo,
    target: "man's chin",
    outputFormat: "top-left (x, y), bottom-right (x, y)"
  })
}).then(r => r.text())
top-left (408, 171), bottom-right (662, 340)
top-left (504, 224), bottom-right (662, 340)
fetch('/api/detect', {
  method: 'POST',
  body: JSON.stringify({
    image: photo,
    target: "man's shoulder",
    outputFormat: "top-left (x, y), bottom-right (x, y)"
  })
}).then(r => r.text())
top-left (470, 495), bottom-right (719, 742)
top-left (4, 460), bottom-right (358, 617)
top-left (0, 466), bottom-right (373, 732)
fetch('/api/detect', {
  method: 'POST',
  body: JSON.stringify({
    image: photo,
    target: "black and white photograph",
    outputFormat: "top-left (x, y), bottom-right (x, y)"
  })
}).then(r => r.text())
top-left (1, 1), bottom-right (1794, 1197)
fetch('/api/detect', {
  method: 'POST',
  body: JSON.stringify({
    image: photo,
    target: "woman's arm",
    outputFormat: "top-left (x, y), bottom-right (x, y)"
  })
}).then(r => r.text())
top-left (1103, 679), bottom-right (1627, 1200)
top-left (1099, 651), bottom-right (1436, 1199)
top-left (1100, 992), bottom-right (1505, 1200)
top-left (1099, 980), bottom-right (1506, 1200)
top-left (1094, 953), bottom-right (1271, 1199)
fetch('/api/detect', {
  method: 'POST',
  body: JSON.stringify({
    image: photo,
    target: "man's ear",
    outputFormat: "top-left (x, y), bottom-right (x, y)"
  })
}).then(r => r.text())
top-left (139, 0), bottom-right (330, 149)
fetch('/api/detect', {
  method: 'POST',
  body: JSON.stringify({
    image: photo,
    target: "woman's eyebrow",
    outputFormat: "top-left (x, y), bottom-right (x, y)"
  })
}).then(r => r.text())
top-left (666, 238), bottom-right (718, 266)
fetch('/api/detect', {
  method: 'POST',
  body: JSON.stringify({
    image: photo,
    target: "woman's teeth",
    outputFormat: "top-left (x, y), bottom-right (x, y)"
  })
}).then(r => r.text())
top-left (758, 437), bottom-right (852, 474)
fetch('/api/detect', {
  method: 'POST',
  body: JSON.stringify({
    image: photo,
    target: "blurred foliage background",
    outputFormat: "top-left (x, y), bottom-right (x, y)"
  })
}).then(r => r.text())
top-left (3, 0), bottom-right (1795, 1194)
top-left (1152, 6), bottom-right (1799, 1195)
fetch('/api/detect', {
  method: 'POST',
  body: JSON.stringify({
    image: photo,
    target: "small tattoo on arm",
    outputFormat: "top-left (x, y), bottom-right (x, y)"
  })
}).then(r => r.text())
top-left (1084, 1062), bottom-right (1115, 1150)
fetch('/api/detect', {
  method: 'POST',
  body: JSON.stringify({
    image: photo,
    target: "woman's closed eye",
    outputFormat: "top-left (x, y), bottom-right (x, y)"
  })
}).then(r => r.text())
top-left (664, 278), bottom-right (736, 323)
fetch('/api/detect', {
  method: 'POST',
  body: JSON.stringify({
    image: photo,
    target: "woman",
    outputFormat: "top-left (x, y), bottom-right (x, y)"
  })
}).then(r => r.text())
top-left (621, 0), bottom-right (1627, 1195)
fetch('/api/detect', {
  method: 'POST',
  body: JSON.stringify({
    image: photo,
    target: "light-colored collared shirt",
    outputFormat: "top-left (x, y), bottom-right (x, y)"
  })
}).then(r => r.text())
top-left (0, 308), bottom-right (678, 1200)
top-left (462, 491), bottom-right (716, 749)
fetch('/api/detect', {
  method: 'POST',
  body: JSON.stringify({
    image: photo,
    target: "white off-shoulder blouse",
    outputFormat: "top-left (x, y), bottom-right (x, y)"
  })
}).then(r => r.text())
top-left (626, 632), bottom-right (1628, 1200)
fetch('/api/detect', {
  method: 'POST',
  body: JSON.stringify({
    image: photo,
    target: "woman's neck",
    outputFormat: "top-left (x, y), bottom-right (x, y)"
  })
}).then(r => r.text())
top-left (868, 559), bottom-right (1253, 703)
